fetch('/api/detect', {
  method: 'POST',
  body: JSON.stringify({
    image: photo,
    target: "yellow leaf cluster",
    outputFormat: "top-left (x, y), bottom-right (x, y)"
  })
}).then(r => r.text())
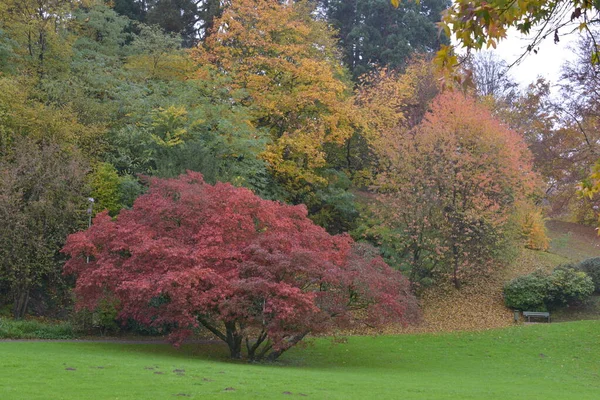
top-left (194, 0), bottom-right (360, 197)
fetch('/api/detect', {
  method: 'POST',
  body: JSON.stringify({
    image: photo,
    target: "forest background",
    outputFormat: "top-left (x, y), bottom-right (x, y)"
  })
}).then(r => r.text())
top-left (0, 0), bottom-right (598, 337)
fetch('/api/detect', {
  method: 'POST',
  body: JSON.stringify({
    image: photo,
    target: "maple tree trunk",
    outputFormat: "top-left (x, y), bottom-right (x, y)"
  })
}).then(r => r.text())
top-left (225, 321), bottom-right (243, 359)
top-left (265, 331), bottom-right (309, 362)
top-left (246, 329), bottom-right (269, 361)
top-left (197, 316), bottom-right (243, 359)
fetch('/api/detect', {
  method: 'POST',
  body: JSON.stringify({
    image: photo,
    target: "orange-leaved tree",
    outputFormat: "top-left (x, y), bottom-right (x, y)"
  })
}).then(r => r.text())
top-left (373, 92), bottom-right (540, 288)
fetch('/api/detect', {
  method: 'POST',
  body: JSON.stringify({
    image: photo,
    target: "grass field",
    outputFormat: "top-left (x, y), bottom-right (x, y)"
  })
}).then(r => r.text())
top-left (1, 320), bottom-right (598, 400)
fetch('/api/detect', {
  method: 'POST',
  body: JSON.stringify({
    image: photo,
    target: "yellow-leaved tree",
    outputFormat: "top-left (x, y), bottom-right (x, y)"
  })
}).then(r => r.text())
top-left (192, 0), bottom-right (359, 202)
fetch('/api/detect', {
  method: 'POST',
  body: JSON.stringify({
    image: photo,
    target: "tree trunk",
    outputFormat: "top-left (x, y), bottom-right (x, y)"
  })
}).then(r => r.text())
top-left (225, 321), bottom-right (243, 359)
top-left (197, 316), bottom-right (242, 357)
top-left (451, 239), bottom-right (461, 289)
top-left (13, 288), bottom-right (30, 320)
top-left (452, 254), bottom-right (461, 289)
top-left (246, 329), bottom-right (268, 361)
top-left (265, 331), bottom-right (309, 362)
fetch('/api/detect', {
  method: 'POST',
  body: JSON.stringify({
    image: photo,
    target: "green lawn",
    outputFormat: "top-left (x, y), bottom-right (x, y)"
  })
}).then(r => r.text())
top-left (1, 321), bottom-right (599, 399)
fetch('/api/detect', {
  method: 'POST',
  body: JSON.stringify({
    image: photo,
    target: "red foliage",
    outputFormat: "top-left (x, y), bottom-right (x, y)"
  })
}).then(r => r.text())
top-left (62, 172), bottom-right (417, 360)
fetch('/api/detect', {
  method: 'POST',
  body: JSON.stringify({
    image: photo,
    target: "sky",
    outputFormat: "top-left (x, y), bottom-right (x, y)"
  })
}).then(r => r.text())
top-left (486, 27), bottom-right (581, 89)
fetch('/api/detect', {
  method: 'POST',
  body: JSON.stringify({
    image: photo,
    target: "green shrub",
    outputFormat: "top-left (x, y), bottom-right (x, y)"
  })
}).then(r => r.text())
top-left (575, 257), bottom-right (600, 293)
top-left (547, 266), bottom-right (595, 308)
top-left (503, 270), bottom-right (550, 311)
top-left (70, 297), bottom-right (120, 336)
top-left (95, 297), bottom-right (120, 335)
top-left (504, 266), bottom-right (595, 311)
top-left (0, 319), bottom-right (74, 339)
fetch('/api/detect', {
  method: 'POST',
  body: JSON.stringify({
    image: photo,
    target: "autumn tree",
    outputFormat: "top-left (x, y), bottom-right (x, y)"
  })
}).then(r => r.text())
top-left (355, 59), bottom-right (440, 155)
top-left (194, 0), bottom-right (358, 205)
top-left (0, 0), bottom-right (87, 80)
top-left (371, 92), bottom-right (539, 288)
top-left (561, 36), bottom-right (600, 220)
top-left (339, 58), bottom-right (439, 189)
top-left (490, 68), bottom-right (600, 223)
top-left (0, 75), bottom-right (102, 158)
top-left (62, 172), bottom-right (418, 360)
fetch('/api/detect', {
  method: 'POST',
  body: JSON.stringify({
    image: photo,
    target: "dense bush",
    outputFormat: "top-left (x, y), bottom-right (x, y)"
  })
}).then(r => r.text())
top-left (504, 266), bottom-right (594, 311)
top-left (503, 270), bottom-right (550, 311)
top-left (575, 257), bottom-right (600, 293)
top-left (547, 266), bottom-right (595, 308)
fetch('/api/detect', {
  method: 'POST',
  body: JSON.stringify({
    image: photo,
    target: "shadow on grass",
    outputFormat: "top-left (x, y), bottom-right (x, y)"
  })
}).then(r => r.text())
top-left (64, 341), bottom-right (233, 363)
top-left (552, 295), bottom-right (600, 322)
top-left (38, 335), bottom-right (423, 371)
top-left (63, 339), bottom-right (328, 369)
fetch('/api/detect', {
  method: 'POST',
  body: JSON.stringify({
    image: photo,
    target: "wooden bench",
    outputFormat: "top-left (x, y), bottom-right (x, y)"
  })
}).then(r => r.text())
top-left (523, 311), bottom-right (550, 323)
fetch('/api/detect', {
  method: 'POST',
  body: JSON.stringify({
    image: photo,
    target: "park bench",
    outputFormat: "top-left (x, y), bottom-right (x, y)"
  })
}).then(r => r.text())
top-left (523, 311), bottom-right (550, 323)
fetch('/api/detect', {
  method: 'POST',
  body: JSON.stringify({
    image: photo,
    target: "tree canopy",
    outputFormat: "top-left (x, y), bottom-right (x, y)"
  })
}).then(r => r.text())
top-left (364, 91), bottom-right (539, 288)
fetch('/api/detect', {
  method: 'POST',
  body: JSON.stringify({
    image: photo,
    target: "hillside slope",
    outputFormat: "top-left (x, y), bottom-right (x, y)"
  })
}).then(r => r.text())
top-left (546, 220), bottom-right (600, 262)
top-left (382, 220), bottom-right (600, 334)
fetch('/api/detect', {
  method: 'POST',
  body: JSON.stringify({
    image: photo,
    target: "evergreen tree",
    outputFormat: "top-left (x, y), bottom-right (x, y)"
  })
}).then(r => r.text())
top-left (111, 0), bottom-right (223, 46)
top-left (145, 0), bottom-right (199, 46)
top-left (322, 0), bottom-right (449, 79)
top-left (112, 0), bottom-right (148, 22)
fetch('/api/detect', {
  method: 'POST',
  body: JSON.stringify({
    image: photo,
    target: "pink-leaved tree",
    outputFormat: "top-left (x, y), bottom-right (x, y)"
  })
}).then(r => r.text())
top-left (62, 172), bottom-right (418, 360)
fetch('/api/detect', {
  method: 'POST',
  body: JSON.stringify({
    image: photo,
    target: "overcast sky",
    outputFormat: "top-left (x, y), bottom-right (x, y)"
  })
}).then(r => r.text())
top-left (487, 28), bottom-right (580, 90)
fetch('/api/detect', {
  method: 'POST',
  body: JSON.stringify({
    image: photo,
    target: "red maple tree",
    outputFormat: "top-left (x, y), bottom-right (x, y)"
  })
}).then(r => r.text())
top-left (63, 172), bottom-right (418, 360)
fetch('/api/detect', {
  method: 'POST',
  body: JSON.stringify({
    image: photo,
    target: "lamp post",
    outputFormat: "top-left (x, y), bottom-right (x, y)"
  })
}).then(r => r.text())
top-left (86, 197), bottom-right (94, 263)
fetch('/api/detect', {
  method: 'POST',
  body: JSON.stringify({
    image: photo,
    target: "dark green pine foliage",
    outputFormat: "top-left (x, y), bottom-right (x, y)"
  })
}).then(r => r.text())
top-left (112, 0), bottom-right (148, 22)
top-left (322, 0), bottom-right (450, 79)
top-left (111, 0), bottom-right (224, 46)
top-left (197, 0), bottom-right (223, 38)
top-left (145, 0), bottom-right (199, 46)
